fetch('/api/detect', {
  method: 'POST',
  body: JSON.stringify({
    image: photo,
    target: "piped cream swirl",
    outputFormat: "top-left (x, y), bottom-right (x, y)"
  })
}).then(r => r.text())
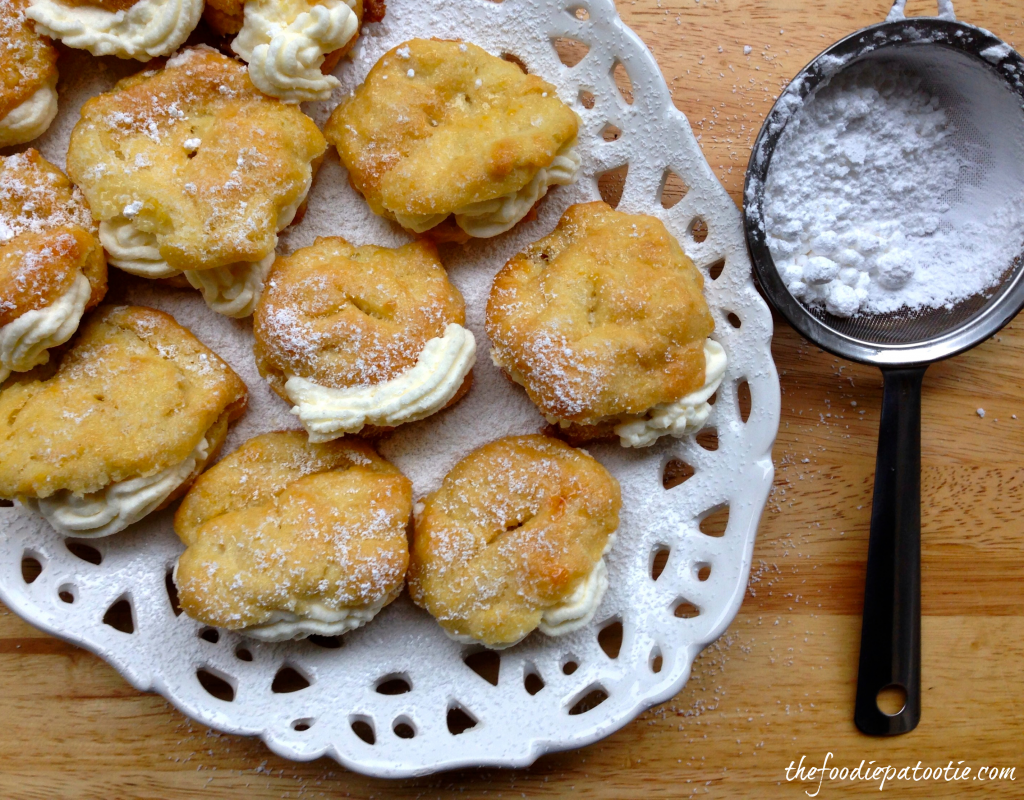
top-left (98, 168), bottom-right (310, 314)
top-left (538, 532), bottom-right (616, 636)
top-left (100, 216), bottom-right (181, 279)
top-left (24, 437), bottom-right (210, 538)
top-left (232, 0), bottom-right (359, 104)
top-left (613, 339), bottom-right (728, 447)
top-left (443, 532), bottom-right (617, 649)
top-left (394, 141), bottom-right (581, 238)
top-left (184, 252), bottom-right (275, 319)
top-left (0, 272), bottom-right (91, 384)
top-left (239, 584), bottom-right (401, 642)
top-left (285, 323), bottom-right (476, 442)
top-left (26, 0), bottom-right (203, 60)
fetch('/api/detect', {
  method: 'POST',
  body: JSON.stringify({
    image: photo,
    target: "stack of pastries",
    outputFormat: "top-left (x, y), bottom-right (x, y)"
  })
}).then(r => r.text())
top-left (0, 9), bottom-right (727, 651)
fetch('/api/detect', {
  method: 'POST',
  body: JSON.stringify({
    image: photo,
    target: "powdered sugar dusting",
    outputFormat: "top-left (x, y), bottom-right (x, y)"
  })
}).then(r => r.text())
top-left (764, 59), bottom-right (1024, 318)
top-left (0, 151), bottom-right (93, 242)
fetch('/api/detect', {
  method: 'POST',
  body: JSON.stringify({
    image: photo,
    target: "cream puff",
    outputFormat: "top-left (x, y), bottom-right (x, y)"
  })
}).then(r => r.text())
top-left (66, 46), bottom-right (326, 317)
top-left (325, 39), bottom-right (580, 241)
top-left (174, 431), bottom-right (411, 641)
top-left (486, 201), bottom-right (725, 447)
top-left (0, 305), bottom-right (248, 537)
top-left (408, 434), bottom-right (621, 649)
top-left (253, 236), bottom-right (475, 440)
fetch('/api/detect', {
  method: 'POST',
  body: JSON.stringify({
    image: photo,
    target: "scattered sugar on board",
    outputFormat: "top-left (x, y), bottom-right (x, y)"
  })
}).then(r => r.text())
top-left (764, 60), bottom-right (1024, 318)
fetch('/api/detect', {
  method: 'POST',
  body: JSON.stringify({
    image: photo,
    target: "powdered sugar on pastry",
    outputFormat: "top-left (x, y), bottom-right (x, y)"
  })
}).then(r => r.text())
top-left (232, 0), bottom-right (359, 103)
top-left (0, 0), bottom-right (59, 147)
top-left (0, 152), bottom-right (95, 242)
top-left (26, 0), bottom-right (203, 60)
top-left (25, 436), bottom-right (210, 538)
top-left (285, 323), bottom-right (476, 441)
top-left (0, 74), bottom-right (57, 148)
top-left (0, 270), bottom-right (90, 383)
top-left (95, 154), bottom-right (313, 315)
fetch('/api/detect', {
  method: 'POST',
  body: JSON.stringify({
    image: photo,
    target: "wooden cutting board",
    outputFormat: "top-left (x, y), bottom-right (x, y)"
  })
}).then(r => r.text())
top-left (2, 1), bottom-right (1022, 796)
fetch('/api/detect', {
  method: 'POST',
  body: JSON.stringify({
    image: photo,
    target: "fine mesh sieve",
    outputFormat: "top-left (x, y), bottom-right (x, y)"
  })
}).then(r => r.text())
top-left (743, 1), bottom-right (1024, 737)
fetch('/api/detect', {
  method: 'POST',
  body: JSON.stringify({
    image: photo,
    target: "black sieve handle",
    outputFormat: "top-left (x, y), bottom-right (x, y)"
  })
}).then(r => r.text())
top-left (855, 366), bottom-right (926, 736)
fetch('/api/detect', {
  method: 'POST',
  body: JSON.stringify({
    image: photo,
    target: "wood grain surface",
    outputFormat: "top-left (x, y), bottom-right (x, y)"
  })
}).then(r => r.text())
top-left (3, 1), bottom-right (1024, 797)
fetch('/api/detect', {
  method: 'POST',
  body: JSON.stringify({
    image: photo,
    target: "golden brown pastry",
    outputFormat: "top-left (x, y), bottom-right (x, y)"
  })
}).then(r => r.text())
top-left (204, 0), bottom-right (386, 103)
top-left (253, 236), bottom-right (475, 440)
top-left (408, 434), bottom-right (621, 649)
top-left (0, 0), bottom-right (58, 146)
top-left (325, 39), bottom-right (580, 241)
top-left (486, 201), bottom-right (726, 448)
top-left (1, 150), bottom-right (107, 384)
top-left (0, 305), bottom-right (248, 537)
top-left (174, 431), bottom-right (411, 641)
top-left (25, 0), bottom-right (203, 60)
top-left (66, 46), bottom-right (326, 317)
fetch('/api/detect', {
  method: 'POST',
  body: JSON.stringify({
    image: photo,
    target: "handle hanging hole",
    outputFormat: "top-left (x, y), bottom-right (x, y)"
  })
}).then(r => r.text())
top-left (876, 684), bottom-right (908, 716)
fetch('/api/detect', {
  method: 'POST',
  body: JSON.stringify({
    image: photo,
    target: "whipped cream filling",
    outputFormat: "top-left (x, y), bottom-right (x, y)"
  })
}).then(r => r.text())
top-left (26, 0), bottom-right (203, 60)
top-left (613, 339), bottom-right (728, 448)
top-left (24, 436), bottom-right (210, 538)
top-left (0, 75), bottom-right (58, 148)
top-left (285, 323), bottom-right (476, 442)
top-left (0, 272), bottom-right (91, 384)
top-left (99, 216), bottom-right (182, 279)
top-left (537, 543), bottom-right (613, 636)
top-left (394, 141), bottom-right (581, 238)
top-left (242, 585), bottom-right (401, 642)
top-left (501, 338), bottom-right (728, 448)
top-left (443, 627), bottom-right (521, 650)
top-left (184, 251), bottom-right (275, 319)
top-left (232, 0), bottom-right (359, 104)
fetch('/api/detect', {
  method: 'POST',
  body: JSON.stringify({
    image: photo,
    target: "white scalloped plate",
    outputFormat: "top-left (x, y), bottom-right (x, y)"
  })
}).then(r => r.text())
top-left (0, 0), bottom-right (780, 778)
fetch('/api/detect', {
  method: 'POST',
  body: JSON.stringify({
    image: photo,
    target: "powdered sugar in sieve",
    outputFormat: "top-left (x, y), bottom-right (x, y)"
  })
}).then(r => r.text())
top-left (764, 51), bottom-right (1024, 320)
